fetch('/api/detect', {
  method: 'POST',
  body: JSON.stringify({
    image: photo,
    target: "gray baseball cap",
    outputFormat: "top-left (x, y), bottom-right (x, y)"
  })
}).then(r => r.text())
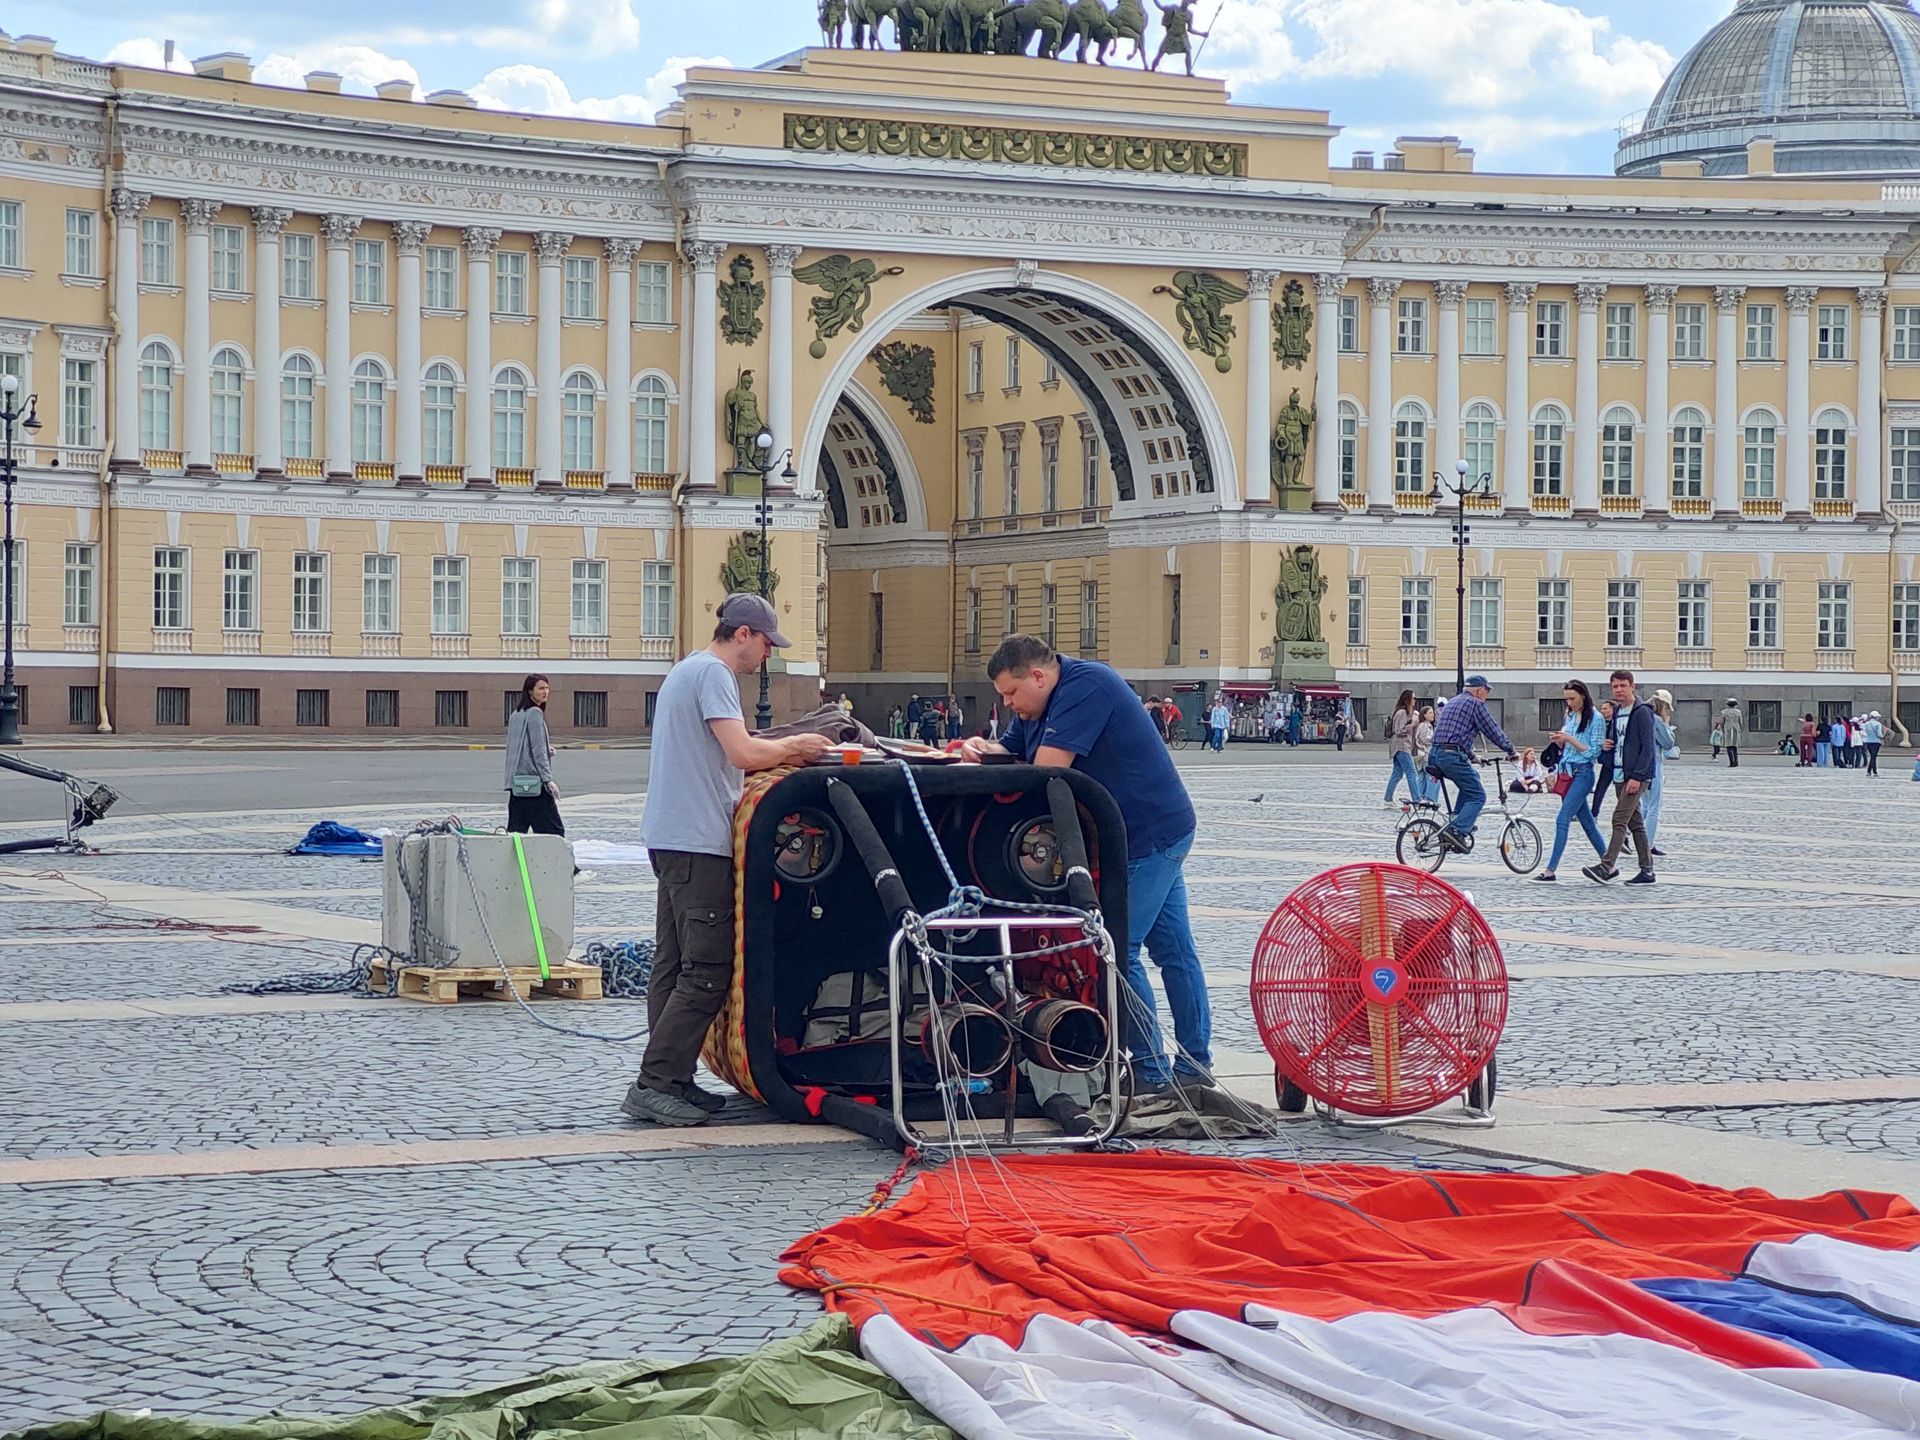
top-left (717, 592), bottom-right (791, 647)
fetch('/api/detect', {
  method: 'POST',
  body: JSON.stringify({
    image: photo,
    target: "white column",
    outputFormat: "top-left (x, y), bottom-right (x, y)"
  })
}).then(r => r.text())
top-left (1243, 269), bottom-right (1278, 505)
top-left (1311, 273), bottom-right (1343, 510)
top-left (250, 207), bottom-right (290, 474)
top-left (320, 213), bottom-right (360, 479)
top-left (1712, 284), bottom-right (1744, 516)
top-left (462, 227), bottom-right (499, 479)
top-left (1784, 286), bottom-right (1816, 519)
top-left (532, 231), bottom-right (572, 484)
top-left (1642, 285), bottom-right (1674, 515)
top-left (109, 189), bottom-right (148, 469)
top-left (1858, 287), bottom-right (1886, 515)
top-left (686, 240), bottom-right (725, 488)
top-left (1434, 280), bottom-right (1465, 480)
top-left (604, 238), bottom-right (639, 488)
top-left (180, 198), bottom-right (219, 472)
top-left (392, 221), bottom-right (429, 482)
top-left (766, 244), bottom-right (802, 490)
top-left (1503, 282), bottom-right (1534, 511)
top-left (1573, 281), bottom-right (1606, 515)
top-left (1365, 277), bottom-right (1398, 509)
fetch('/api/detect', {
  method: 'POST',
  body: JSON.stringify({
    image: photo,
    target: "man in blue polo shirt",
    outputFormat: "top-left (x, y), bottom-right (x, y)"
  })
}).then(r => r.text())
top-left (960, 635), bottom-right (1213, 1101)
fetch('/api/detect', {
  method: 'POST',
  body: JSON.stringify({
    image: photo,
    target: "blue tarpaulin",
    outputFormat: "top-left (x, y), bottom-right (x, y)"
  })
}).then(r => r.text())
top-left (288, 821), bottom-right (384, 857)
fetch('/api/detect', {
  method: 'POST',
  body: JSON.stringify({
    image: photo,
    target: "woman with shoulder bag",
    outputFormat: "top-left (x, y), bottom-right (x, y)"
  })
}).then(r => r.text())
top-left (505, 673), bottom-right (565, 836)
top-left (1535, 679), bottom-right (1607, 883)
top-left (1412, 704), bottom-right (1437, 802)
top-left (1383, 690), bottom-right (1421, 807)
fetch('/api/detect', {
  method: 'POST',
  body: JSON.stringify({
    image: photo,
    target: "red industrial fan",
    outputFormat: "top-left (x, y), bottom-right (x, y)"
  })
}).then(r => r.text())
top-left (1250, 863), bottom-right (1505, 1125)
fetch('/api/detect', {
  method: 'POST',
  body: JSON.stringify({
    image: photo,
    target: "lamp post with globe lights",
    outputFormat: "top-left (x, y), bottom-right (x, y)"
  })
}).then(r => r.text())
top-left (750, 429), bottom-right (797, 731)
top-left (0, 373), bottom-right (42, 746)
top-left (1430, 458), bottom-right (1494, 697)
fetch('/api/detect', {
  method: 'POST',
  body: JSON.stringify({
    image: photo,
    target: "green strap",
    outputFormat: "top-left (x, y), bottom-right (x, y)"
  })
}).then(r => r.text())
top-left (510, 832), bottom-right (551, 979)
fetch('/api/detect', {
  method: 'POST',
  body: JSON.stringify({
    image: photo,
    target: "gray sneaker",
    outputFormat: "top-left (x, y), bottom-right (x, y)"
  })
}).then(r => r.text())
top-left (678, 1082), bottom-right (731, 1114)
top-left (621, 1080), bottom-right (708, 1127)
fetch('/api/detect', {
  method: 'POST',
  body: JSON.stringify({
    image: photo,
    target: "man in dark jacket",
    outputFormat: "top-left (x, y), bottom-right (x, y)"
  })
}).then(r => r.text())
top-left (1584, 669), bottom-right (1657, 886)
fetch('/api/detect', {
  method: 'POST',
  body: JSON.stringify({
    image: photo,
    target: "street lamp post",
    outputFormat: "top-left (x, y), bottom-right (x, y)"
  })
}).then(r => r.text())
top-left (750, 429), bottom-right (797, 732)
top-left (1430, 458), bottom-right (1493, 696)
top-left (0, 373), bottom-right (43, 747)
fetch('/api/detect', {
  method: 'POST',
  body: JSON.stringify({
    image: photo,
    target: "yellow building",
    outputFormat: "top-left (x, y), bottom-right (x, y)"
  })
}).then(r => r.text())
top-left (2, 23), bottom-right (1917, 740)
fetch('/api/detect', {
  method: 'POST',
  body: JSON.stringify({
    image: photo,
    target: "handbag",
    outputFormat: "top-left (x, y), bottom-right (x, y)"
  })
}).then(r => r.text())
top-left (1549, 770), bottom-right (1574, 797)
top-left (510, 773), bottom-right (546, 798)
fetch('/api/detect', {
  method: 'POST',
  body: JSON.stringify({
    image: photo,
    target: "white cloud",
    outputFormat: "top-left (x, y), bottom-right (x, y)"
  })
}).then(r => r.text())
top-left (253, 44), bottom-right (421, 93)
top-left (102, 37), bottom-right (194, 73)
top-left (470, 54), bottom-right (730, 124)
top-left (532, 0), bottom-right (642, 53)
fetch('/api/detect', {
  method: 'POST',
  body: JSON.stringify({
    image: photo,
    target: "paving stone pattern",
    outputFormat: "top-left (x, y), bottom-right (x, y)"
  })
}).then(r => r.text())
top-left (1647, 1100), bottom-right (1920, 1158)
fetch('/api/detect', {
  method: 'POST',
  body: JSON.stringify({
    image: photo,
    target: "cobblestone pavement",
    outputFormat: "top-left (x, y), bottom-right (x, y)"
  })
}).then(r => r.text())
top-left (1, 749), bottom-right (1917, 1428)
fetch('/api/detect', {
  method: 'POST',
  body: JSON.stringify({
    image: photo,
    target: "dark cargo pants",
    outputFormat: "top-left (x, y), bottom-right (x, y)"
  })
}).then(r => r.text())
top-left (638, 849), bottom-right (737, 1096)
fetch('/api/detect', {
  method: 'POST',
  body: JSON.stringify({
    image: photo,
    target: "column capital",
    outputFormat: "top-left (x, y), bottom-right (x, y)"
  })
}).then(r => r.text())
top-left (765, 243), bottom-right (803, 276)
top-left (962, 426), bottom-right (987, 456)
top-left (1858, 286), bottom-right (1889, 318)
top-left (251, 206), bottom-right (293, 239)
top-left (684, 239), bottom-right (726, 271)
top-left (532, 230), bottom-right (574, 264)
top-left (604, 237), bottom-right (642, 268)
top-left (1785, 285), bottom-right (1819, 313)
top-left (110, 189), bottom-right (151, 222)
top-left (392, 221), bottom-right (432, 256)
top-left (1712, 284), bottom-right (1746, 315)
top-left (1642, 283), bottom-right (1677, 313)
top-left (1503, 281), bottom-right (1536, 308)
top-left (1365, 276), bottom-right (1401, 307)
top-left (1312, 271), bottom-right (1347, 301)
top-left (320, 213), bottom-right (362, 248)
top-left (1575, 280), bottom-right (1608, 312)
top-left (462, 226), bottom-right (502, 258)
top-left (1245, 268), bottom-right (1281, 299)
top-left (180, 198), bottom-right (221, 234)
top-left (1434, 280), bottom-right (1468, 308)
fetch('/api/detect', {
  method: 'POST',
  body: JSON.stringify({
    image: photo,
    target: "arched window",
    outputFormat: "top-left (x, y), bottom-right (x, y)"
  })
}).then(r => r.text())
top-left (635, 376), bottom-right (670, 474)
top-left (281, 354), bottom-right (316, 460)
top-left (1462, 402), bottom-right (1497, 483)
top-left (210, 348), bottom-right (245, 457)
top-left (1742, 408), bottom-right (1778, 498)
top-left (1337, 401), bottom-right (1360, 492)
top-left (1392, 402), bottom-right (1427, 493)
top-left (562, 372), bottom-right (598, 471)
top-left (1670, 406), bottom-right (1705, 500)
top-left (492, 367), bottom-right (528, 468)
top-left (1600, 406), bottom-right (1635, 497)
top-left (351, 359), bottom-right (387, 463)
top-left (138, 342), bottom-right (174, 451)
top-left (422, 363), bottom-right (457, 467)
top-left (1814, 407), bottom-right (1849, 501)
top-left (1531, 404), bottom-right (1567, 497)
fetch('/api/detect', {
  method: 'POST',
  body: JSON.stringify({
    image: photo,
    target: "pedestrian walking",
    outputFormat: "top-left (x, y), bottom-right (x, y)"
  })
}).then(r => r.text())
top-left (1208, 694), bottom-right (1230, 753)
top-left (505, 674), bottom-right (565, 836)
top-left (1412, 704), bottom-right (1437, 801)
top-left (1865, 711), bottom-right (1885, 775)
top-left (1383, 690), bottom-right (1421, 807)
top-left (947, 695), bottom-right (965, 742)
top-left (1830, 716), bottom-right (1848, 770)
top-left (1287, 702), bottom-right (1303, 747)
top-left (1534, 678), bottom-right (1607, 883)
top-left (1427, 675), bottom-right (1517, 854)
top-left (1799, 713), bottom-right (1818, 767)
top-left (887, 704), bottom-right (904, 739)
top-left (1644, 689), bottom-right (1677, 857)
top-left (622, 594), bottom-right (831, 1128)
top-left (1849, 715), bottom-right (1866, 769)
top-left (838, 691), bottom-right (854, 717)
top-left (1592, 701), bottom-right (1615, 816)
top-left (1717, 698), bottom-right (1744, 768)
top-left (1583, 670), bottom-right (1657, 886)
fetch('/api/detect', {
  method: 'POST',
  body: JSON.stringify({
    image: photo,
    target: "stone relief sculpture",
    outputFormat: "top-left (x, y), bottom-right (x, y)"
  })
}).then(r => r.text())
top-left (717, 252), bottom-right (766, 346)
top-left (1150, 0), bottom-right (1205, 73)
top-left (871, 341), bottom-right (938, 423)
top-left (792, 253), bottom-right (906, 357)
top-left (1153, 269), bottom-right (1247, 371)
top-left (724, 369), bottom-right (765, 475)
top-left (722, 530), bottom-right (778, 598)
top-left (1271, 387), bottom-right (1315, 493)
top-left (1273, 278), bottom-right (1312, 369)
top-left (1275, 543), bottom-right (1327, 645)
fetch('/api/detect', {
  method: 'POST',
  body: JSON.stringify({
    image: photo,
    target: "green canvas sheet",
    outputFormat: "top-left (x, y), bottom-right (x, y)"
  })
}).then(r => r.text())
top-left (5, 1319), bottom-right (955, 1440)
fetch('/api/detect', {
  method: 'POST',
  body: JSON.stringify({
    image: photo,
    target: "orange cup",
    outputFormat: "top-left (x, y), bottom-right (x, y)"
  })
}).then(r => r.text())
top-left (839, 744), bottom-right (864, 765)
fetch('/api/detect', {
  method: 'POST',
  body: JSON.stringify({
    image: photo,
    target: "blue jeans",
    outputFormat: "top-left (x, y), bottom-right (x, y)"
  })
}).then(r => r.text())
top-left (1641, 766), bottom-right (1664, 844)
top-left (1385, 750), bottom-right (1420, 802)
top-left (1428, 747), bottom-right (1485, 835)
top-left (1121, 830), bottom-right (1212, 1086)
top-left (1545, 764), bottom-right (1607, 871)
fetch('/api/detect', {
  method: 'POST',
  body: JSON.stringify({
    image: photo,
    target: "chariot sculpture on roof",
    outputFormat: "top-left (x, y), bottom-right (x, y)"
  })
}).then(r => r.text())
top-left (819, 0), bottom-right (1188, 68)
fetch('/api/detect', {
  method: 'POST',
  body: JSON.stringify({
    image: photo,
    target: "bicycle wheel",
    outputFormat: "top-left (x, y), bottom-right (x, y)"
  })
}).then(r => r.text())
top-left (1168, 727), bottom-right (1189, 751)
top-left (1396, 817), bottom-right (1447, 872)
top-left (1500, 818), bottom-right (1542, 874)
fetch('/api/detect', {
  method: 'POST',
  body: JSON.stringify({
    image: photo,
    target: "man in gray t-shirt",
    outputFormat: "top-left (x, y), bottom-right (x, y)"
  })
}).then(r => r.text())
top-left (622, 593), bottom-right (830, 1128)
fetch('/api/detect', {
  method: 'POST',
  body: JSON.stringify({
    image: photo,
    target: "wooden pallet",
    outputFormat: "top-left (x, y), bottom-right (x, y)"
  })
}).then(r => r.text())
top-left (366, 958), bottom-right (605, 1005)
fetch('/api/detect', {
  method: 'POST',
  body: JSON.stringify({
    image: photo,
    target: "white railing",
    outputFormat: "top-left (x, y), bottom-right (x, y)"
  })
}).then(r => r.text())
top-left (1814, 649), bottom-right (1854, 672)
top-left (362, 632), bottom-right (401, 658)
top-left (152, 628), bottom-right (192, 654)
top-left (63, 625), bottom-right (99, 652)
top-left (1464, 646), bottom-right (1504, 669)
top-left (572, 635), bottom-right (611, 660)
top-left (1603, 647), bottom-right (1644, 670)
top-left (431, 634), bottom-right (470, 659)
top-left (1534, 646), bottom-right (1573, 669)
top-left (1746, 648), bottom-right (1785, 671)
top-left (292, 632), bottom-right (332, 656)
top-left (1896, 651), bottom-right (1920, 675)
top-left (1674, 648), bottom-right (1713, 669)
top-left (1399, 644), bottom-right (1437, 667)
top-left (223, 629), bottom-right (261, 655)
top-left (639, 636), bottom-right (674, 660)
top-left (502, 635), bottom-right (540, 660)
top-left (1345, 646), bottom-right (1369, 667)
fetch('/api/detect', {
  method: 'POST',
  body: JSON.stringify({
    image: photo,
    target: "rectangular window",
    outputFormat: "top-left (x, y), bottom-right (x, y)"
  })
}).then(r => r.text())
top-left (1672, 303), bottom-right (1707, 359)
top-left (211, 224), bottom-right (246, 292)
top-left (495, 250), bottom-right (529, 316)
top-left (1400, 578), bottom-right (1433, 647)
top-left (574, 690), bottom-right (609, 728)
top-left (69, 685), bottom-right (100, 728)
top-left (139, 217), bottom-right (175, 286)
top-left (1534, 300), bottom-right (1566, 358)
top-left (1744, 303), bottom-right (1776, 360)
top-left (967, 341), bottom-right (983, 394)
top-left (1677, 580), bottom-right (1710, 649)
top-left (1338, 294), bottom-right (1360, 353)
top-left (1041, 583), bottom-right (1057, 645)
top-left (1079, 580), bottom-right (1098, 653)
top-left (365, 689), bottom-right (399, 728)
top-left (296, 688), bottom-right (330, 727)
top-left (505, 690), bottom-right (523, 725)
top-left (563, 255), bottom-right (597, 319)
top-left (1743, 419), bottom-right (1778, 498)
top-left (965, 586), bottom-right (982, 653)
top-left (1894, 306), bottom-right (1920, 362)
top-left (435, 690), bottom-right (469, 728)
top-left (1892, 428), bottom-right (1920, 502)
top-left (1817, 305), bottom-right (1851, 361)
top-left (1748, 700), bottom-right (1782, 733)
top-left (226, 688), bottom-right (260, 727)
top-left (1605, 579), bottom-right (1641, 648)
top-left (642, 560), bottom-right (674, 638)
top-left (967, 446), bottom-right (984, 517)
top-left (61, 358), bottom-right (98, 447)
top-left (1536, 579), bottom-right (1569, 649)
top-left (1338, 405), bottom-right (1358, 491)
top-left (1395, 297), bottom-right (1426, 354)
top-left (1463, 298), bottom-right (1497, 355)
top-left (1044, 356), bottom-right (1060, 387)
top-left (154, 687), bottom-right (191, 727)
top-left (153, 547), bottom-right (188, 630)
top-left (1082, 431), bottom-right (1100, 507)
top-left (1671, 411), bottom-right (1706, 498)
top-left (1467, 577), bottom-right (1501, 647)
top-left (1002, 438), bottom-right (1020, 515)
top-left (1817, 580), bottom-right (1851, 649)
top-left (431, 556), bottom-right (468, 635)
top-left (570, 558), bottom-right (607, 637)
top-left (362, 553), bottom-right (397, 634)
top-left (501, 557), bottom-right (537, 637)
top-left (1894, 583), bottom-right (1920, 651)
top-left (634, 260), bottom-right (671, 323)
top-left (1005, 336), bottom-right (1021, 389)
top-left (222, 549), bottom-right (259, 631)
top-left (1604, 303), bottom-right (1636, 359)
top-left (64, 209), bottom-right (96, 277)
top-left (1041, 435), bottom-right (1059, 513)
top-left (63, 542), bottom-right (97, 627)
top-left (1347, 577), bottom-right (1366, 647)
top-left (282, 232), bottom-right (316, 299)
top-left (424, 245), bottom-right (458, 310)
top-left (1003, 583), bottom-right (1019, 638)
top-left (351, 239), bottom-right (385, 304)
top-left (870, 592), bottom-right (885, 671)
top-left (1815, 415), bottom-right (1849, 500)
top-left (1601, 411), bottom-right (1635, 495)
top-left (1748, 580), bottom-right (1781, 650)
top-left (292, 552), bottom-right (329, 633)
top-left (0, 200), bottom-right (20, 269)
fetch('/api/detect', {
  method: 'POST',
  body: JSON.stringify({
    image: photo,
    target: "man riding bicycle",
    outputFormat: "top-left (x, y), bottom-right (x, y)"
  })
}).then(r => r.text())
top-left (1426, 674), bottom-right (1518, 853)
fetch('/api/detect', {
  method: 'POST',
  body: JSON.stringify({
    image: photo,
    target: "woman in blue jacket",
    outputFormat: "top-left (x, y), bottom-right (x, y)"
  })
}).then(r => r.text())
top-left (1534, 679), bottom-right (1607, 883)
top-left (1642, 691), bottom-right (1677, 856)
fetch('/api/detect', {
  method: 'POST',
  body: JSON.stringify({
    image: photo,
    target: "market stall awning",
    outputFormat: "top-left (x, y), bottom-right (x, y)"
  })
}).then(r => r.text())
top-left (1220, 683), bottom-right (1273, 697)
top-left (1293, 684), bottom-right (1351, 698)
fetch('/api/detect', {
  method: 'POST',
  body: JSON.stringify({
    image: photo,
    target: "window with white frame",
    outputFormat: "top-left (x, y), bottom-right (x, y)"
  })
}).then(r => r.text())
top-left (1671, 407), bottom-right (1706, 498)
top-left (500, 557), bottom-right (536, 637)
top-left (1468, 577), bottom-right (1501, 646)
top-left (1392, 402), bottom-right (1427, 491)
top-left (424, 246), bottom-right (458, 310)
top-left (1463, 401), bottom-right (1497, 481)
top-left (966, 341), bottom-right (983, 394)
top-left (642, 561), bottom-right (674, 638)
top-left (1463, 298), bottom-right (1497, 355)
top-left (1894, 307), bottom-right (1920, 362)
top-left (1817, 304), bottom-right (1850, 360)
top-left (1003, 583), bottom-right (1019, 638)
top-left (1534, 300), bottom-right (1566, 357)
top-left (1748, 580), bottom-right (1780, 650)
top-left (1537, 579), bottom-right (1569, 649)
top-left (138, 343), bottom-right (174, 450)
top-left (1346, 577), bottom-right (1366, 646)
top-left (562, 373), bottom-right (597, 470)
top-left (292, 552), bottom-right (329, 633)
top-left (492, 367), bottom-right (528, 467)
top-left (0, 350), bottom-right (20, 400)
top-left (1672, 302), bottom-right (1707, 359)
top-left (351, 360), bottom-right (387, 463)
top-left (1044, 356), bottom-right (1060, 387)
top-left (64, 542), bottom-right (97, 626)
top-left (1082, 429), bottom-right (1100, 506)
top-left (1677, 580), bottom-right (1710, 650)
top-left (1605, 579), bottom-right (1640, 648)
top-left (1400, 578), bottom-right (1433, 647)
top-left (964, 586), bottom-right (982, 653)
top-left (1395, 297), bottom-right (1426, 354)
top-left (1005, 336), bottom-right (1021, 389)
top-left (153, 547), bottom-right (188, 629)
top-left (362, 554), bottom-right (398, 633)
top-left (1742, 411), bottom-right (1778, 497)
top-left (495, 250), bottom-right (529, 316)
top-left (1892, 427), bottom-right (1920, 502)
top-left (1079, 580), bottom-right (1098, 652)
top-left (1531, 404), bottom-right (1567, 495)
top-left (1817, 580), bottom-right (1851, 649)
top-left (1894, 582), bottom-right (1920, 651)
top-left (563, 255), bottom-right (597, 319)
top-left (1002, 434), bottom-right (1020, 514)
top-left (1040, 431), bottom-right (1059, 512)
top-left (140, 217), bottom-right (176, 285)
top-left (281, 232), bottom-right (316, 299)
top-left (0, 200), bottom-right (20, 269)
top-left (635, 375), bottom-right (670, 473)
top-left (1745, 303), bottom-right (1776, 360)
top-left (422, 363), bottom-right (457, 466)
top-left (1600, 406), bottom-right (1635, 495)
top-left (211, 224), bottom-right (245, 292)
top-left (65, 210), bottom-right (97, 277)
top-left (571, 559), bottom-right (607, 637)
top-left (61, 358), bottom-right (98, 447)
top-left (634, 261), bottom-right (671, 323)
top-left (431, 556), bottom-right (468, 635)
top-left (281, 355), bottom-right (316, 459)
top-left (1338, 294), bottom-right (1360, 352)
top-left (223, 549), bottom-right (259, 631)
top-left (967, 444), bottom-right (984, 517)
top-left (1604, 303), bottom-right (1636, 359)
top-left (1337, 401), bottom-right (1359, 491)
top-left (1041, 583), bottom-right (1057, 645)
top-left (351, 239), bottom-right (385, 304)
top-left (1814, 408), bottom-right (1849, 500)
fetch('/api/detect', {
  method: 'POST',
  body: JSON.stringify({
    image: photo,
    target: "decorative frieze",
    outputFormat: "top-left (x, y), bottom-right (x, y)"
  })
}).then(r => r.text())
top-left (782, 113), bottom-right (1247, 178)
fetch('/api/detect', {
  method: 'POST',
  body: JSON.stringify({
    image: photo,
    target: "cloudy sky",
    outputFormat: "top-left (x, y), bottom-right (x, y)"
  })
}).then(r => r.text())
top-left (10, 0), bottom-right (1729, 174)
